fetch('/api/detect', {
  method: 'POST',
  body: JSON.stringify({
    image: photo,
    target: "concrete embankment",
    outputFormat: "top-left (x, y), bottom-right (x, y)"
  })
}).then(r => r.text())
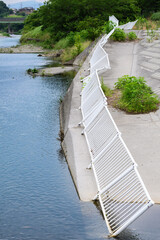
top-left (60, 48), bottom-right (98, 201)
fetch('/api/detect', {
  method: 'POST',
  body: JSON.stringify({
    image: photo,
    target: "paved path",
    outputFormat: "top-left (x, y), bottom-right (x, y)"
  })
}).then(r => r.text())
top-left (100, 30), bottom-right (160, 203)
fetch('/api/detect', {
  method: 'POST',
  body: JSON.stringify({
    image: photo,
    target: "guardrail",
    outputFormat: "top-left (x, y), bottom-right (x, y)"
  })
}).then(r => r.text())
top-left (80, 17), bottom-right (153, 237)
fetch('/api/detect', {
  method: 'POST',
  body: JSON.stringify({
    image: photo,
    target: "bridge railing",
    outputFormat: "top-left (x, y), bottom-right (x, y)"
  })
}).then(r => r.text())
top-left (80, 16), bottom-right (153, 237)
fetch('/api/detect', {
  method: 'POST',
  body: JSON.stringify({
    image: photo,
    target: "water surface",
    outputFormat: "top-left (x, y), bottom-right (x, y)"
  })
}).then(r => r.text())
top-left (0, 34), bottom-right (21, 48)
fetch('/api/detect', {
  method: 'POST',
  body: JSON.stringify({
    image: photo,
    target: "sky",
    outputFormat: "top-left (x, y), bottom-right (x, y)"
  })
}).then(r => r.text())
top-left (3, 0), bottom-right (45, 5)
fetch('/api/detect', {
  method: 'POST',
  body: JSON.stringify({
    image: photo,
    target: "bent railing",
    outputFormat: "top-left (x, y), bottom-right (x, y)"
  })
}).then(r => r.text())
top-left (80, 17), bottom-right (153, 237)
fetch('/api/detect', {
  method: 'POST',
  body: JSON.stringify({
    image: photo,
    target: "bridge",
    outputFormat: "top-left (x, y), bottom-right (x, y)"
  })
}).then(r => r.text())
top-left (0, 18), bottom-right (25, 33)
top-left (0, 18), bottom-right (25, 23)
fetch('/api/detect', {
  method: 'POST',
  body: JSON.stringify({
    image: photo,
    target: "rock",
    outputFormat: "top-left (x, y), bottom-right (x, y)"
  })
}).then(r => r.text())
top-left (38, 66), bottom-right (76, 76)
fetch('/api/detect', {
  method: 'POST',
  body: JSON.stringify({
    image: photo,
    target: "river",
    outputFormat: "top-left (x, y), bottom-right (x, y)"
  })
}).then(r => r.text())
top-left (0, 34), bottom-right (21, 48)
top-left (0, 36), bottom-right (159, 240)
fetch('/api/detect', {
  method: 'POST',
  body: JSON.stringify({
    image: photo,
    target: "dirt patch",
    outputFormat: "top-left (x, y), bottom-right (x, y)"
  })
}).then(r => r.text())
top-left (107, 89), bottom-right (121, 108)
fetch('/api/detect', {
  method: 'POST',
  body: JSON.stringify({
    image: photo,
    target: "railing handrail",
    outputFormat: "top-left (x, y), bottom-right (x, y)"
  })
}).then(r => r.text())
top-left (80, 16), bottom-right (153, 237)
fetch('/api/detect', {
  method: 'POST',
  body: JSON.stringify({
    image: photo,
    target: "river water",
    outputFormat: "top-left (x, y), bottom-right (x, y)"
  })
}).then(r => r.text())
top-left (0, 35), bottom-right (21, 48)
top-left (0, 36), bottom-right (160, 240)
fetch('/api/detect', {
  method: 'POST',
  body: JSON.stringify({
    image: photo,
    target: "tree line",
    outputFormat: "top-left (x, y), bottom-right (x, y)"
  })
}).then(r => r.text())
top-left (23, 0), bottom-right (160, 42)
top-left (0, 0), bottom-right (12, 17)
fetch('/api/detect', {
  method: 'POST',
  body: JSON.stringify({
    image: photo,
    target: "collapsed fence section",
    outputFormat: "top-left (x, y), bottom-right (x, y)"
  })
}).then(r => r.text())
top-left (80, 17), bottom-right (153, 237)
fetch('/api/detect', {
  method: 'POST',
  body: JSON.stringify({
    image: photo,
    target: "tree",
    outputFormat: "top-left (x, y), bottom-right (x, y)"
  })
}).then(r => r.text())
top-left (0, 1), bottom-right (10, 18)
top-left (23, 0), bottom-right (140, 41)
top-left (138, 0), bottom-right (160, 16)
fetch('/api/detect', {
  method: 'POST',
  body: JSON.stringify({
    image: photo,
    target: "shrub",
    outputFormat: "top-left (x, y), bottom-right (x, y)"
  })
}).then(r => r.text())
top-left (128, 31), bottom-right (137, 41)
top-left (111, 28), bottom-right (126, 41)
top-left (54, 31), bottom-right (89, 50)
top-left (151, 12), bottom-right (160, 21)
top-left (60, 40), bottom-right (91, 62)
top-left (104, 21), bottom-right (116, 34)
top-left (27, 68), bottom-right (38, 74)
top-left (115, 75), bottom-right (159, 113)
top-left (66, 32), bottom-right (76, 46)
top-left (79, 30), bottom-right (89, 41)
top-left (74, 34), bottom-right (82, 55)
top-left (76, 16), bottom-right (105, 40)
top-left (2, 32), bottom-right (10, 37)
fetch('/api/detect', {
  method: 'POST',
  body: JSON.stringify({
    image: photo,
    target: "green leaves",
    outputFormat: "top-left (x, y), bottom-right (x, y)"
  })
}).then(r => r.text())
top-left (128, 31), bottom-right (137, 40)
top-left (115, 75), bottom-right (159, 113)
top-left (104, 21), bottom-right (116, 34)
top-left (22, 0), bottom-right (141, 43)
top-left (151, 12), bottom-right (160, 21)
top-left (111, 28), bottom-right (127, 41)
top-left (0, 0), bottom-right (10, 17)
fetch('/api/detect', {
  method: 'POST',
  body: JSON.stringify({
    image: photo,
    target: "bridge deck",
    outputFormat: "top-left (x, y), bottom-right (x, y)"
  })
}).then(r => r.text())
top-left (0, 18), bottom-right (25, 23)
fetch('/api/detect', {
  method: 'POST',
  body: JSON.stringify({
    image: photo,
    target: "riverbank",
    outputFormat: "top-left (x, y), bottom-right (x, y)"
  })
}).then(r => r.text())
top-left (0, 40), bottom-right (95, 76)
top-left (0, 44), bottom-right (44, 53)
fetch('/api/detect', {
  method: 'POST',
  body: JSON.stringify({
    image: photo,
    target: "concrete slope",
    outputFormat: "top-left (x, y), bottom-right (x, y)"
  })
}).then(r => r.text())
top-left (60, 51), bottom-right (98, 201)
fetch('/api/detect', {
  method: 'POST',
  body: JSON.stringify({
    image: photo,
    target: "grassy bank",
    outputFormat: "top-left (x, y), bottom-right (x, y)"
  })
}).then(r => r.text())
top-left (21, 26), bottom-right (92, 62)
top-left (0, 31), bottom-right (10, 37)
top-left (20, 26), bottom-right (52, 47)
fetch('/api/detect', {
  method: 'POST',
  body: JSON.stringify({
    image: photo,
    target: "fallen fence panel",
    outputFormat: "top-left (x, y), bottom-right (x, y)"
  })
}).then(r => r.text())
top-left (84, 106), bottom-right (120, 159)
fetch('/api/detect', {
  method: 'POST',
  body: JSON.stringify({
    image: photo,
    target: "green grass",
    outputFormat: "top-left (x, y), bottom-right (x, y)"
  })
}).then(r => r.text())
top-left (21, 25), bottom-right (91, 59)
top-left (20, 26), bottom-right (53, 48)
top-left (114, 75), bottom-right (159, 113)
top-left (5, 14), bottom-right (25, 18)
top-left (60, 40), bottom-right (91, 62)
top-left (101, 78), bottom-right (113, 97)
top-left (54, 38), bottom-right (71, 49)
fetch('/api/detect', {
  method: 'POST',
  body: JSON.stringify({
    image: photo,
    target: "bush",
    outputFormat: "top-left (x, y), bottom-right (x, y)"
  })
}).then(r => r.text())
top-left (104, 21), bottom-right (116, 34)
top-left (27, 68), bottom-right (38, 74)
top-left (127, 31), bottom-right (137, 41)
top-left (60, 40), bottom-right (91, 62)
top-left (54, 31), bottom-right (89, 50)
top-left (111, 28), bottom-right (126, 41)
top-left (151, 12), bottom-right (160, 21)
top-left (54, 37), bottom-right (71, 49)
top-left (2, 32), bottom-right (10, 37)
top-left (115, 75), bottom-right (159, 113)
top-left (76, 16), bottom-right (105, 40)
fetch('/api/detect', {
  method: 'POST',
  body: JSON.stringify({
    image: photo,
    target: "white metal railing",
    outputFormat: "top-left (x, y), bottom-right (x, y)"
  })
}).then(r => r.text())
top-left (90, 44), bottom-right (110, 72)
top-left (118, 20), bottom-right (138, 30)
top-left (109, 15), bottom-right (119, 27)
top-left (80, 16), bottom-right (153, 237)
